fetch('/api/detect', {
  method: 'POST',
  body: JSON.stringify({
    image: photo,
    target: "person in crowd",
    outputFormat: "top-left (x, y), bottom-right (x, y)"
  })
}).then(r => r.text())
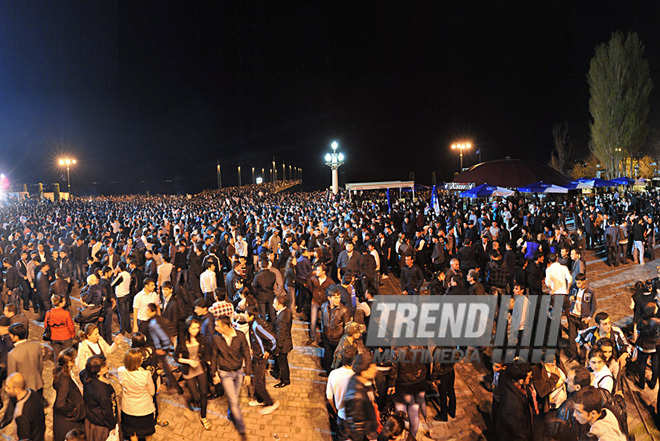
top-left (111, 261), bottom-right (132, 334)
top-left (81, 355), bottom-right (118, 441)
top-left (634, 301), bottom-right (660, 390)
top-left (389, 346), bottom-right (429, 438)
top-left (3, 303), bottom-right (29, 338)
top-left (573, 387), bottom-right (627, 441)
top-left (194, 298), bottom-right (216, 345)
top-left (7, 322), bottom-right (45, 404)
top-left (576, 311), bottom-right (629, 370)
top-left (53, 348), bottom-right (86, 441)
top-left (245, 305), bottom-right (280, 414)
top-left (208, 289), bottom-right (235, 320)
top-left (272, 293), bottom-right (293, 388)
top-left (45, 294), bottom-right (76, 362)
top-left (0, 372), bottom-right (46, 441)
top-left (307, 263), bottom-right (333, 346)
top-left (199, 260), bottom-right (217, 304)
top-left (75, 323), bottom-right (123, 372)
top-left (118, 348), bottom-right (156, 441)
top-left (145, 303), bottom-right (182, 394)
top-left (378, 411), bottom-right (415, 441)
top-left (466, 269), bottom-right (486, 296)
top-left (252, 258), bottom-right (277, 325)
top-left (400, 255), bottom-right (424, 295)
top-left (210, 315), bottom-right (252, 440)
top-left (327, 346), bottom-right (358, 441)
top-left (344, 352), bottom-right (379, 441)
top-left (545, 253), bottom-right (572, 295)
top-left (332, 322), bottom-right (366, 370)
top-left (429, 346), bottom-right (456, 422)
top-left (176, 317), bottom-right (212, 429)
top-left (320, 286), bottom-right (351, 377)
top-left (35, 261), bottom-right (51, 322)
top-left (565, 274), bottom-right (596, 362)
top-left (588, 348), bottom-right (615, 393)
top-left (132, 278), bottom-right (159, 336)
top-left (497, 361), bottom-right (534, 441)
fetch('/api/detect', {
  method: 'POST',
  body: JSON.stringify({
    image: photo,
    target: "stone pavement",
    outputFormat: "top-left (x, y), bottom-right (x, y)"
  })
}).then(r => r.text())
top-left (4, 246), bottom-right (660, 441)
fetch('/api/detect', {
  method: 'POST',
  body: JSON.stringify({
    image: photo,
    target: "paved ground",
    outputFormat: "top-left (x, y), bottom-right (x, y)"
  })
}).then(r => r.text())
top-left (3, 245), bottom-right (660, 441)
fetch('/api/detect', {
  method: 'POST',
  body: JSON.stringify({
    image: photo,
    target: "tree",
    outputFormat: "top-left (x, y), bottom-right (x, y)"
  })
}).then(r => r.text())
top-left (569, 154), bottom-right (603, 180)
top-left (588, 31), bottom-right (653, 178)
top-left (548, 122), bottom-right (573, 175)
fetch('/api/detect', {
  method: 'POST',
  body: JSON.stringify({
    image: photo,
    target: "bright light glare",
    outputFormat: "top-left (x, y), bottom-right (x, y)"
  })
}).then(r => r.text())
top-left (256, 177), bottom-right (263, 184)
top-left (0, 174), bottom-right (4, 179)
top-left (331, 141), bottom-right (338, 150)
top-left (59, 159), bottom-right (65, 165)
top-left (338, 153), bottom-right (344, 161)
top-left (325, 153), bottom-right (332, 162)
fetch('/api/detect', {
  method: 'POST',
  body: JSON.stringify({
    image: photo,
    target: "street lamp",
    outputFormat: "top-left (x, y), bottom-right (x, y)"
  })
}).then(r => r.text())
top-left (614, 148), bottom-right (622, 176)
top-left (58, 158), bottom-right (77, 197)
top-left (451, 142), bottom-right (471, 172)
top-left (325, 140), bottom-right (344, 194)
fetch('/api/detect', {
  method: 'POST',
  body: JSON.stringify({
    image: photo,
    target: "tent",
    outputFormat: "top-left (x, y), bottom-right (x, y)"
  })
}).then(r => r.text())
top-left (610, 177), bottom-right (636, 186)
top-left (572, 178), bottom-right (617, 188)
top-left (453, 159), bottom-right (570, 187)
top-left (518, 181), bottom-right (568, 194)
top-left (460, 183), bottom-right (514, 198)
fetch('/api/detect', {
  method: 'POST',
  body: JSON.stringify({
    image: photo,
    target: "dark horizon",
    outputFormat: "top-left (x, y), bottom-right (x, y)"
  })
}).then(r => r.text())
top-left (1, 1), bottom-right (660, 195)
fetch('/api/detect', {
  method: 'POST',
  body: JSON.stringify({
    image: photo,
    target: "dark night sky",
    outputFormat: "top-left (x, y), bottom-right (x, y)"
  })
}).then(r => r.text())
top-left (1, 1), bottom-right (660, 194)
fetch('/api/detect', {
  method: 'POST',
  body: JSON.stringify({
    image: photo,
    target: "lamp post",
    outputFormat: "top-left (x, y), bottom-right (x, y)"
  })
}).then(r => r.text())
top-left (237, 165), bottom-right (242, 186)
top-left (58, 158), bottom-right (77, 197)
top-left (282, 163), bottom-right (286, 180)
top-left (325, 141), bottom-right (344, 194)
top-left (451, 142), bottom-right (471, 173)
top-left (614, 148), bottom-right (622, 177)
top-left (252, 167), bottom-right (255, 184)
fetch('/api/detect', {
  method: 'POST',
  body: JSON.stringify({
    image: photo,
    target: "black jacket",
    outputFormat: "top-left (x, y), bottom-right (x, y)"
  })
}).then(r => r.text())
top-left (0, 388), bottom-right (46, 441)
top-left (81, 374), bottom-right (117, 429)
top-left (252, 269), bottom-right (276, 303)
top-left (174, 333), bottom-right (211, 376)
top-left (400, 264), bottom-right (424, 293)
top-left (210, 330), bottom-right (253, 376)
top-left (249, 317), bottom-right (277, 358)
top-left (273, 307), bottom-right (293, 354)
top-left (497, 371), bottom-right (534, 441)
top-left (54, 374), bottom-right (86, 422)
top-left (321, 302), bottom-right (351, 342)
top-left (3, 265), bottom-right (19, 290)
top-left (344, 375), bottom-right (379, 440)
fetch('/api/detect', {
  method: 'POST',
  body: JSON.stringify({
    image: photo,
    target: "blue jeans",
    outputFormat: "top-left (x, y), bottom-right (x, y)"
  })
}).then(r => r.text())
top-left (219, 369), bottom-right (245, 435)
top-left (634, 240), bottom-right (645, 265)
top-left (310, 303), bottom-right (321, 341)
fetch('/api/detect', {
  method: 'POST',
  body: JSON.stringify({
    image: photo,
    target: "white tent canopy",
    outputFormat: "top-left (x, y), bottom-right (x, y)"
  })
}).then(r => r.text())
top-left (345, 180), bottom-right (416, 200)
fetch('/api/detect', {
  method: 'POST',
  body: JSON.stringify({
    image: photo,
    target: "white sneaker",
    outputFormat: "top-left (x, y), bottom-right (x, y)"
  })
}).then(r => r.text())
top-left (248, 400), bottom-right (264, 407)
top-left (259, 401), bottom-right (280, 415)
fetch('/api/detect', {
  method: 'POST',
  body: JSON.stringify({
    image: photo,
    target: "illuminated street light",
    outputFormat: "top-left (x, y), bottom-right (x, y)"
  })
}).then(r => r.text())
top-left (325, 140), bottom-right (344, 194)
top-left (57, 157), bottom-right (77, 197)
top-left (451, 142), bottom-right (471, 172)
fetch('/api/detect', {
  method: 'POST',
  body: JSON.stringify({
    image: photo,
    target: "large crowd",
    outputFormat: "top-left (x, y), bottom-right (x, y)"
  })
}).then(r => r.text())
top-left (0, 182), bottom-right (659, 441)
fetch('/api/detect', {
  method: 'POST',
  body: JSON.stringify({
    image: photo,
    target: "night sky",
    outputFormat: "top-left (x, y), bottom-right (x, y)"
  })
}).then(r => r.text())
top-left (1, 1), bottom-right (660, 194)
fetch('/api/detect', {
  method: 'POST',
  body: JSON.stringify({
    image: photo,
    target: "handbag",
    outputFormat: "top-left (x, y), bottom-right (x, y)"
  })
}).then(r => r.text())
top-left (42, 315), bottom-right (51, 341)
top-left (74, 304), bottom-right (103, 324)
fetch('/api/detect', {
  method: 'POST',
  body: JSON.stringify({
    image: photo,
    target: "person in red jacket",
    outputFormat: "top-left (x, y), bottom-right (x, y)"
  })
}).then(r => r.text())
top-left (44, 294), bottom-right (76, 363)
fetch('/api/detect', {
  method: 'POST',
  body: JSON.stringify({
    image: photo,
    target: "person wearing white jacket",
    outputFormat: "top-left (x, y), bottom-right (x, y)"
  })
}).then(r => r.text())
top-left (545, 253), bottom-right (572, 295)
top-left (76, 323), bottom-right (123, 372)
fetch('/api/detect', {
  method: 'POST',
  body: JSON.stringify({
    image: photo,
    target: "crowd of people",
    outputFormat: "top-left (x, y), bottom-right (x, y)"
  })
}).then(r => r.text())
top-left (0, 183), bottom-right (657, 440)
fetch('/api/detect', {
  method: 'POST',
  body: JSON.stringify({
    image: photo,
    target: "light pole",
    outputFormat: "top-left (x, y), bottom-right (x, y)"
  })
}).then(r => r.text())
top-left (614, 148), bottom-right (622, 177)
top-left (58, 158), bottom-right (77, 197)
top-left (252, 167), bottom-right (255, 184)
top-left (237, 165), bottom-right (242, 186)
top-left (451, 142), bottom-right (471, 173)
top-left (282, 163), bottom-right (286, 180)
top-left (325, 140), bottom-right (344, 194)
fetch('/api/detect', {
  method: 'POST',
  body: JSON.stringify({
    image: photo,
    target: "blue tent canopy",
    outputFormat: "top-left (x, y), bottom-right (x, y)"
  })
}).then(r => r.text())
top-left (610, 177), bottom-right (636, 186)
top-left (517, 181), bottom-right (568, 194)
top-left (460, 183), bottom-right (514, 198)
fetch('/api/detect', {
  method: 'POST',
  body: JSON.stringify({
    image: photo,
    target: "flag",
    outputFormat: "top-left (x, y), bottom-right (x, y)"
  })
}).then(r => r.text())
top-left (431, 185), bottom-right (440, 215)
top-left (386, 188), bottom-right (392, 212)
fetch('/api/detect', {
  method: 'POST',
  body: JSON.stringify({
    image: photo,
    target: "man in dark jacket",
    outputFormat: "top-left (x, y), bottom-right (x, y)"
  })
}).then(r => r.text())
top-left (252, 259), bottom-right (277, 324)
top-left (497, 361), bottom-right (534, 441)
top-left (246, 306), bottom-right (279, 414)
top-left (565, 274), bottom-right (596, 361)
top-left (320, 286), bottom-right (351, 376)
top-left (211, 315), bottom-right (252, 440)
top-left (0, 373), bottom-right (46, 441)
top-left (525, 252), bottom-right (545, 296)
top-left (400, 255), bottom-right (424, 295)
top-left (604, 221), bottom-right (620, 267)
top-left (2, 258), bottom-right (20, 311)
top-left (457, 239), bottom-right (478, 276)
top-left (272, 293), bottom-right (292, 387)
top-left (344, 353), bottom-right (379, 441)
top-left (35, 263), bottom-right (51, 322)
